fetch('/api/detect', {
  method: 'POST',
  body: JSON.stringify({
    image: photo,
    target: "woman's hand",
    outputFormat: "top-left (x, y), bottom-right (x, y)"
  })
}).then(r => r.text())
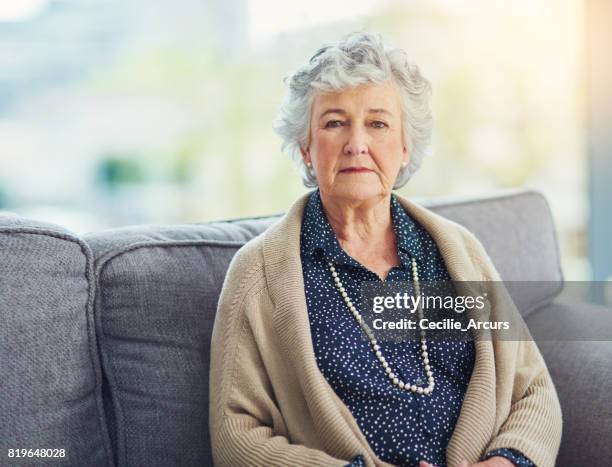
top-left (419, 456), bottom-right (515, 467)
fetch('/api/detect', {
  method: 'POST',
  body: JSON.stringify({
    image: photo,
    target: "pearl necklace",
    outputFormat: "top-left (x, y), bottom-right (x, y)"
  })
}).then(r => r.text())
top-left (328, 257), bottom-right (435, 395)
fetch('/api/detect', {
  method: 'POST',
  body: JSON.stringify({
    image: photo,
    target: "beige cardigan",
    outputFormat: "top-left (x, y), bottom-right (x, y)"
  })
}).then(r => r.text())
top-left (209, 191), bottom-right (562, 467)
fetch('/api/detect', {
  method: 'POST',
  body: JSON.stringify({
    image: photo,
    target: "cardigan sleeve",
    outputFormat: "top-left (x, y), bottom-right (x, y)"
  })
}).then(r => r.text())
top-left (462, 229), bottom-right (562, 467)
top-left (482, 331), bottom-right (562, 467)
top-left (209, 247), bottom-right (350, 467)
top-left (478, 281), bottom-right (562, 467)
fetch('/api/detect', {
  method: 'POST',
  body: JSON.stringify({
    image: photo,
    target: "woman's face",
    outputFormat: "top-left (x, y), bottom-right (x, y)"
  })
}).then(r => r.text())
top-left (302, 80), bottom-right (409, 203)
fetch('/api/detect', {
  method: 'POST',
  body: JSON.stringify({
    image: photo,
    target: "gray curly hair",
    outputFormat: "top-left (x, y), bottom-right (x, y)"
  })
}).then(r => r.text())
top-left (273, 31), bottom-right (433, 189)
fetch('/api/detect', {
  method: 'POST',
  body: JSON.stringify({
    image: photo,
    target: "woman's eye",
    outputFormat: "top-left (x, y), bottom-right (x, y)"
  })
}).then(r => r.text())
top-left (325, 120), bottom-right (343, 128)
top-left (371, 121), bottom-right (387, 129)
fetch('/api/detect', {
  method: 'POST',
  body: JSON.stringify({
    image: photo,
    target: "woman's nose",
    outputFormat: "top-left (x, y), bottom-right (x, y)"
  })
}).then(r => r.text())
top-left (343, 127), bottom-right (369, 155)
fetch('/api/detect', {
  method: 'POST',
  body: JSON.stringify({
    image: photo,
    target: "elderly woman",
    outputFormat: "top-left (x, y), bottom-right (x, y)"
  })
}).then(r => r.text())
top-left (209, 32), bottom-right (562, 467)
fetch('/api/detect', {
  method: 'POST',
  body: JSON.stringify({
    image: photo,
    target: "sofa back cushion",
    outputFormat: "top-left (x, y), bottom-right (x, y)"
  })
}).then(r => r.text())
top-left (0, 215), bottom-right (113, 467)
top-left (84, 189), bottom-right (562, 467)
top-left (85, 221), bottom-right (271, 467)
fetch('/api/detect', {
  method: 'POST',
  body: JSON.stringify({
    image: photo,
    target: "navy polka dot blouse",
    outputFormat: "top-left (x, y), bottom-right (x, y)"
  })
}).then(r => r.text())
top-left (299, 189), bottom-right (535, 467)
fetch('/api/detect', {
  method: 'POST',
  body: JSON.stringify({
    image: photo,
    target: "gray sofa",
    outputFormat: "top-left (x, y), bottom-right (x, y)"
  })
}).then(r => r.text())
top-left (1, 189), bottom-right (611, 467)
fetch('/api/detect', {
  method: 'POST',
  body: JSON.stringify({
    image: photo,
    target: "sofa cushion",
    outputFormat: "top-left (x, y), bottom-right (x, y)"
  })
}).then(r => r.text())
top-left (85, 222), bottom-right (272, 467)
top-left (0, 215), bottom-right (113, 467)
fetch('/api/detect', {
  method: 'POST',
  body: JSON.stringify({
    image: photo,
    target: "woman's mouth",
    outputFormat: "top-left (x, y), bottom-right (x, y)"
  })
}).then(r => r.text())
top-left (339, 167), bottom-right (373, 173)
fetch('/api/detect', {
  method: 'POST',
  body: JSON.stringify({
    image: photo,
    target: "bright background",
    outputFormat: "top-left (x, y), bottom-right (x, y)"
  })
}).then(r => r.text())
top-left (1, 0), bottom-right (608, 281)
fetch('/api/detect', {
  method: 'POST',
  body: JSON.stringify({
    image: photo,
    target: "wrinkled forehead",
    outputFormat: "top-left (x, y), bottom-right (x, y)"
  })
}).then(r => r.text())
top-left (310, 80), bottom-right (402, 120)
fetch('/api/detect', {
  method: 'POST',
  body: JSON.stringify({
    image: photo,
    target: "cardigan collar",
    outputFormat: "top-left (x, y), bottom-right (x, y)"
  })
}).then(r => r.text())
top-left (262, 190), bottom-right (497, 466)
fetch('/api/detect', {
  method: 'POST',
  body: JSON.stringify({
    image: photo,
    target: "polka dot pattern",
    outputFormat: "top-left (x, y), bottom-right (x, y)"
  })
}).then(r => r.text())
top-left (300, 189), bottom-right (535, 467)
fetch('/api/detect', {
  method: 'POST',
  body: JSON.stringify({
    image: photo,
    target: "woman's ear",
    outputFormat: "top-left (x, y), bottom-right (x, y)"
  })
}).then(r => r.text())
top-left (402, 147), bottom-right (409, 167)
top-left (300, 146), bottom-right (311, 165)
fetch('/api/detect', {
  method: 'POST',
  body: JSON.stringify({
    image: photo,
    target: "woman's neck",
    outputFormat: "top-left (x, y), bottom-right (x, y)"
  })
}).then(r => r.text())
top-left (319, 191), bottom-right (393, 246)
